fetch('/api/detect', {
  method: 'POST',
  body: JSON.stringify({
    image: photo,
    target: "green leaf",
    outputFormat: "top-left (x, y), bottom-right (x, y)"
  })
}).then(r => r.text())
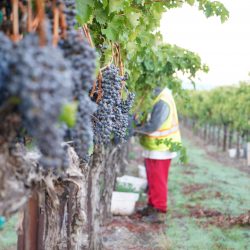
top-left (102, 0), bottom-right (109, 8)
top-left (94, 9), bottom-right (108, 25)
top-left (127, 12), bottom-right (141, 27)
top-left (109, 0), bottom-right (124, 13)
top-left (101, 16), bottom-right (124, 41)
top-left (60, 102), bottom-right (78, 128)
top-left (102, 26), bottom-right (118, 40)
top-left (76, 0), bottom-right (94, 24)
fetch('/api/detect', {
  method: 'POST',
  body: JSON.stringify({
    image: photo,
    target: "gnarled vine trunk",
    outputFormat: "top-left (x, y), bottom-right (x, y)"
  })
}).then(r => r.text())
top-left (18, 147), bottom-right (90, 250)
top-left (87, 145), bottom-right (105, 250)
top-left (14, 142), bottom-right (130, 250)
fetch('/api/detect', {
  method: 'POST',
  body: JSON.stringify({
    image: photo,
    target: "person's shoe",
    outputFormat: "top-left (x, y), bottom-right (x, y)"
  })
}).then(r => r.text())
top-left (142, 211), bottom-right (166, 224)
top-left (136, 204), bottom-right (156, 216)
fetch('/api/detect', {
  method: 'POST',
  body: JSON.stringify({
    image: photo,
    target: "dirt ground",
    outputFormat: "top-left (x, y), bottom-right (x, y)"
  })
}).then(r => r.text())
top-left (102, 216), bottom-right (165, 250)
top-left (101, 128), bottom-right (250, 250)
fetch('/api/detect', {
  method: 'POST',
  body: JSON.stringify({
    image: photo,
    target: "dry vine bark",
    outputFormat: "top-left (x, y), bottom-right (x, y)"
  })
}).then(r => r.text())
top-left (18, 147), bottom-right (90, 250)
top-left (100, 143), bottom-right (129, 223)
top-left (0, 113), bottom-right (36, 217)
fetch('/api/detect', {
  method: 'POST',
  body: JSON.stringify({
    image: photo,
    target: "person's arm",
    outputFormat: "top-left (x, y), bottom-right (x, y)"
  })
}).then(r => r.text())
top-left (135, 100), bottom-right (170, 134)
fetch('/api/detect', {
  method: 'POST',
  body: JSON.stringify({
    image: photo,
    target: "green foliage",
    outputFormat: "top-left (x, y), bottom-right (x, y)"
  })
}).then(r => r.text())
top-left (76, 0), bottom-right (228, 110)
top-left (156, 138), bottom-right (188, 163)
top-left (198, 0), bottom-right (229, 23)
top-left (176, 83), bottom-right (250, 134)
top-left (75, 0), bottom-right (229, 151)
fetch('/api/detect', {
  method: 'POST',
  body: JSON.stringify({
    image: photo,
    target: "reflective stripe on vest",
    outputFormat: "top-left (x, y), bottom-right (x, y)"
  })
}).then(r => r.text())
top-left (147, 124), bottom-right (179, 138)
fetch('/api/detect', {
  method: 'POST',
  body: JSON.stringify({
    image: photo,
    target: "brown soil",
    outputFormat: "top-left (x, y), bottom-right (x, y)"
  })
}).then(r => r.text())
top-left (187, 204), bottom-right (222, 218)
top-left (207, 211), bottom-right (250, 228)
top-left (186, 205), bottom-right (250, 228)
top-left (102, 215), bottom-right (165, 250)
top-left (182, 184), bottom-right (208, 195)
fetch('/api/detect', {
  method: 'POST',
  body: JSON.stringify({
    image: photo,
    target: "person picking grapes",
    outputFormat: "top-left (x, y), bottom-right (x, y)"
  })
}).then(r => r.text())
top-left (135, 87), bottom-right (181, 223)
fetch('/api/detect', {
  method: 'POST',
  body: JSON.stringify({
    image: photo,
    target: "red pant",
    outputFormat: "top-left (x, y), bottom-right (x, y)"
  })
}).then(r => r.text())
top-left (145, 158), bottom-right (171, 212)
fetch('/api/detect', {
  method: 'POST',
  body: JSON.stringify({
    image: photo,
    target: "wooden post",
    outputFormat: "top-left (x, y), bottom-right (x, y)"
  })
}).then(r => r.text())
top-left (217, 126), bottom-right (221, 148)
top-left (229, 129), bottom-right (233, 149)
top-left (236, 131), bottom-right (240, 158)
top-left (223, 124), bottom-right (228, 152)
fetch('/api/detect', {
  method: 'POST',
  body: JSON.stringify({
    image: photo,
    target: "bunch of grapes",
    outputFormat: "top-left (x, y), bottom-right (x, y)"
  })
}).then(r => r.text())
top-left (113, 92), bottom-right (135, 141)
top-left (70, 93), bottom-right (96, 161)
top-left (0, 32), bottom-right (13, 104)
top-left (92, 64), bottom-right (135, 144)
top-left (6, 34), bottom-right (73, 171)
top-left (63, 0), bottom-right (77, 31)
top-left (59, 31), bottom-right (96, 92)
top-left (92, 65), bottom-right (121, 144)
top-left (59, 31), bottom-right (97, 160)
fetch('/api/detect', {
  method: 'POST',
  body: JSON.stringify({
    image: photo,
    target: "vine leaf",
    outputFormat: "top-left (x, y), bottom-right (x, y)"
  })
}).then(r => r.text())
top-left (76, 0), bottom-right (94, 24)
top-left (108, 0), bottom-right (124, 14)
top-left (127, 12), bottom-right (141, 28)
top-left (94, 9), bottom-right (108, 25)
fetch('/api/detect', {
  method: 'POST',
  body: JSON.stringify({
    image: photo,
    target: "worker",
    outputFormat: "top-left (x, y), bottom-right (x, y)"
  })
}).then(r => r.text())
top-left (135, 87), bottom-right (181, 223)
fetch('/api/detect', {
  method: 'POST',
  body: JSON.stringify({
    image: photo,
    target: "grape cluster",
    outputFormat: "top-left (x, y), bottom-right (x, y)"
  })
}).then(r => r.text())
top-left (59, 31), bottom-right (96, 91)
top-left (59, 0), bottom-right (95, 87)
top-left (0, 32), bottom-right (13, 104)
top-left (63, 0), bottom-right (77, 31)
top-left (0, 0), bottom-right (99, 168)
top-left (113, 92), bottom-right (135, 140)
top-left (92, 64), bottom-right (135, 144)
top-left (59, 31), bottom-right (97, 160)
top-left (70, 93), bottom-right (96, 161)
top-left (6, 34), bottom-right (73, 171)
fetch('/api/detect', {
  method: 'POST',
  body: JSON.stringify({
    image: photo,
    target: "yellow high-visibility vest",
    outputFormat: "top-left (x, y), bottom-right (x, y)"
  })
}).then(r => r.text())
top-left (140, 88), bottom-right (181, 151)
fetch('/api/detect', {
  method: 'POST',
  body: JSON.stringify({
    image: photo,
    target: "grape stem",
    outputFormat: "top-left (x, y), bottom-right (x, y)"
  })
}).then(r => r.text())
top-left (11, 0), bottom-right (21, 42)
top-left (27, 0), bottom-right (33, 32)
top-left (52, 0), bottom-right (59, 46)
top-left (36, 0), bottom-right (46, 46)
top-left (59, 3), bottom-right (67, 39)
top-left (96, 72), bottom-right (103, 103)
top-left (90, 80), bottom-right (97, 98)
top-left (82, 24), bottom-right (94, 48)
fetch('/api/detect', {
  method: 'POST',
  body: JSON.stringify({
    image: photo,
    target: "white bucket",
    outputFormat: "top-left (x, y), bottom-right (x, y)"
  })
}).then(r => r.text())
top-left (138, 165), bottom-right (147, 179)
top-left (116, 175), bottom-right (147, 192)
top-left (111, 192), bottom-right (139, 215)
top-left (228, 148), bottom-right (237, 158)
